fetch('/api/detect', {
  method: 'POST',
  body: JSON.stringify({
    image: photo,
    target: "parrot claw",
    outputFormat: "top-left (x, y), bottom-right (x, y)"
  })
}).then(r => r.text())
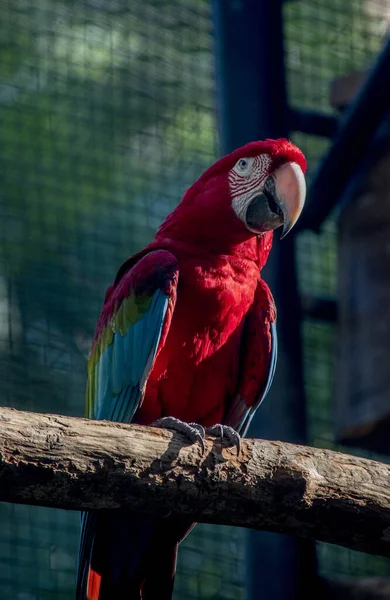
top-left (150, 417), bottom-right (206, 454)
top-left (205, 424), bottom-right (241, 456)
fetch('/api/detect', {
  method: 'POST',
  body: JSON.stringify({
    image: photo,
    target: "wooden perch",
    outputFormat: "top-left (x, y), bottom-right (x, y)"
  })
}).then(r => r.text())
top-left (1, 406), bottom-right (390, 557)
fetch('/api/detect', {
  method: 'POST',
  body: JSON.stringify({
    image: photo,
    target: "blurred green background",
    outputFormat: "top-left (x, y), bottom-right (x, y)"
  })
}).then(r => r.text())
top-left (0, 0), bottom-right (388, 598)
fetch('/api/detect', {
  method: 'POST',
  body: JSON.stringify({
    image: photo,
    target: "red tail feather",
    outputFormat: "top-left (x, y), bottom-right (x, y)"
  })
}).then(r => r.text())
top-left (87, 569), bottom-right (102, 600)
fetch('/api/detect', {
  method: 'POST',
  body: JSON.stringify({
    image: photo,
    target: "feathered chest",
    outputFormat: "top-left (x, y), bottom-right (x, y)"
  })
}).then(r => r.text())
top-left (165, 255), bottom-right (259, 361)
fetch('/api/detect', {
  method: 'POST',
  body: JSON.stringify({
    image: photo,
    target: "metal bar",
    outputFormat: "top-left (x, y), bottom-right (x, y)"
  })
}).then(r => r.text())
top-left (299, 35), bottom-right (390, 232)
top-left (212, 0), bottom-right (289, 151)
top-left (212, 2), bottom-right (319, 599)
top-left (289, 108), bottom-right (338, 138)
top-left (301, 295), bottom-right (338, 322)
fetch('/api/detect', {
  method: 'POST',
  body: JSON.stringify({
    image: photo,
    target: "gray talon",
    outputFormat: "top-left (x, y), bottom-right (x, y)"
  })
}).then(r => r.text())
top-left (151, 417), bottom-right (206, 453)
top-left (205, 424), bottom-right (241, 456)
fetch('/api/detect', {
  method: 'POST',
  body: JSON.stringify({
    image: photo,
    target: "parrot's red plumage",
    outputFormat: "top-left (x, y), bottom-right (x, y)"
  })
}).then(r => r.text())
top-left (76, 138), bottom-right (306, 600)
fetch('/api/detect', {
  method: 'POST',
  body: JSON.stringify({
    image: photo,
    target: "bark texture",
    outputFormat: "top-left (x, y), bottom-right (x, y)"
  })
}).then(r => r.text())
top-left (1, 407), bottom-right (390, 556)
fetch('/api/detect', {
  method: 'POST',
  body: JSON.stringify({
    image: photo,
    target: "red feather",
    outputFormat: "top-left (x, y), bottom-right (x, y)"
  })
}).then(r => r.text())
top-left (87, 569), bottom-right (101, 600)
top-left (134, 234), bottom-right (273, 426)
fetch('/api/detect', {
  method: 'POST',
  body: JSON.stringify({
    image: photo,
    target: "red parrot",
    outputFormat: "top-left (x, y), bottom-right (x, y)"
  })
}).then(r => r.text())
top-left (76, 138), bottom-right (306, 600)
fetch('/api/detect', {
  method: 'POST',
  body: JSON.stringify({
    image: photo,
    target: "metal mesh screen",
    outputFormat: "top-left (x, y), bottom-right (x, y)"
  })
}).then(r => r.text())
top-left (284, 0), bottom-right (390, 581)
top-left (0, 1), bottom-right (246, 598)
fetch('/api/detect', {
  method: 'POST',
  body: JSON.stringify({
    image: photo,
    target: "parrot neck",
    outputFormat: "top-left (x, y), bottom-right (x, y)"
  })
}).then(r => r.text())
top-left (255, 232), bottom-right (274, 270)
top-left (152, 230), bottom-right (274, 272)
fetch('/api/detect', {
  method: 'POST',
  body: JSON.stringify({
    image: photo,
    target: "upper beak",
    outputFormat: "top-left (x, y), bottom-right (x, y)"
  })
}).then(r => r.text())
top-left (274, 161), bottom-right (306, 238)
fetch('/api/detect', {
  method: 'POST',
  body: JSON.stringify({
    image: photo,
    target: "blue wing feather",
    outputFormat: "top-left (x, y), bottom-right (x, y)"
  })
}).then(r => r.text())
top-left (92, 290), bottom-right (168, 422)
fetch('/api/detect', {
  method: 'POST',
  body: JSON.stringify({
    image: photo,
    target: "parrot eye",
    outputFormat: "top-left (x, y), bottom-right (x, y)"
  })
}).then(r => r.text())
top-left (235, 157), bottom-right (253, 174)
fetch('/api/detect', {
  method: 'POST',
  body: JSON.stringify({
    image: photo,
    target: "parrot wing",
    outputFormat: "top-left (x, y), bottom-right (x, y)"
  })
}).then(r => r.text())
top-left (224, 279), bottom-right (277, 437)
top-left (77, 249), bottom-right (179, 599)
top-left (85, 249), bottom-right (178, 422)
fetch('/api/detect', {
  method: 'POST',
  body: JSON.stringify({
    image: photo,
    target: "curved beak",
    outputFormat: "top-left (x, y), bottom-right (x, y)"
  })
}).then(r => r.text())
top-left (274, 161), bottom-right (306, 238)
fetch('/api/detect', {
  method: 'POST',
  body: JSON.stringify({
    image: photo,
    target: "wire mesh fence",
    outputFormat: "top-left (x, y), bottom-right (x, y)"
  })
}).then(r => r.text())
top-left (0, 0), bottom-right (389, 598)
top-left (285, 0), bottom-right (390, 581)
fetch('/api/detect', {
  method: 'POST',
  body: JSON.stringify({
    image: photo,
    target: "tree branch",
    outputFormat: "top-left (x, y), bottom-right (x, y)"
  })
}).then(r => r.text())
top-left (1, 406), bottom-right (390, 556)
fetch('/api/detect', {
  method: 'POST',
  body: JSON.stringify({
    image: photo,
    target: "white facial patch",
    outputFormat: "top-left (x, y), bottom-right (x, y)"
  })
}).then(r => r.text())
top-left (229, 154), bottom-right (272, 224)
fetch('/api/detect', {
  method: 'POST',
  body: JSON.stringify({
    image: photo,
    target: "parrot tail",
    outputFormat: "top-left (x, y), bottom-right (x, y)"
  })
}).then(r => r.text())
top-left (76, 512), bottom-right (194, 600)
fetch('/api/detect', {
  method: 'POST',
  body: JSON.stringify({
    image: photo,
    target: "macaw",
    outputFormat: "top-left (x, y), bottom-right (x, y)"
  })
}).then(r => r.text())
top-left (76, 138), bottom-right (306, 600)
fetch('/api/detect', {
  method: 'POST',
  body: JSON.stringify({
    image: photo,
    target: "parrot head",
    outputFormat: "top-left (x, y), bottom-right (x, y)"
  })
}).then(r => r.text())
top-left (224, 138), bottom-right (306, 239)
top-left (157, 138), bottom-right (306, 254)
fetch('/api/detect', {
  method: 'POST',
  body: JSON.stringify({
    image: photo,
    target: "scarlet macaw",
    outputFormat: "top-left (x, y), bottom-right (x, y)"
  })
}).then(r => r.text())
top-left (76, 138), bottom-right (306, 599)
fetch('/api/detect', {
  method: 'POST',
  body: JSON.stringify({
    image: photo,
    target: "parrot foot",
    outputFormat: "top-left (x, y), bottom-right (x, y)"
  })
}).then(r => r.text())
top-left (205, 424), bottom-right (241, 456)
top-left (150, 417), bottom-right (205, 453)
